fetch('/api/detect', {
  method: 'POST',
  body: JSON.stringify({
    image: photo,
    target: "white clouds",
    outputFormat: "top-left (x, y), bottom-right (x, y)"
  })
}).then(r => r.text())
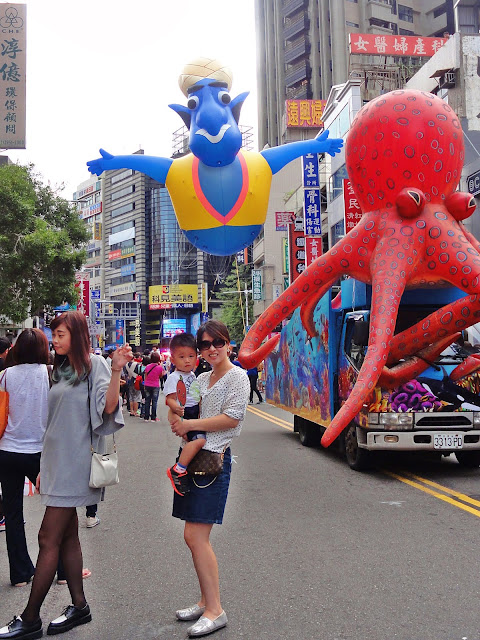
top-left (7, 0), bottom-right (257, 196)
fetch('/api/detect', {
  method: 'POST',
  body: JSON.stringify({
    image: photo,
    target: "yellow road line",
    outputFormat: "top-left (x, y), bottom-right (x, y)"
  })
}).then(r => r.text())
top-left (247, 406), bottom-right (294, 431)
top-left (404, 472), bottom-right (480, 509)
top-left (384, 471), bottom-right (480, 518)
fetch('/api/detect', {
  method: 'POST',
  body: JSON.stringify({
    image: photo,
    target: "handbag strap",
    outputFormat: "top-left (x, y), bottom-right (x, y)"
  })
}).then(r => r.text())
top-left (88, 374), bottom-right (116, 455)
top-left (0, 369), bottom-right (6, 392)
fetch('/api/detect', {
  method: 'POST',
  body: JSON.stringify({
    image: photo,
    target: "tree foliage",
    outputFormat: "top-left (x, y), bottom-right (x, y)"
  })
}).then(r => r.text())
top-left (217, 262), bottom-right (253, 346)
top-left (0, 163), bottom-right (88, 323)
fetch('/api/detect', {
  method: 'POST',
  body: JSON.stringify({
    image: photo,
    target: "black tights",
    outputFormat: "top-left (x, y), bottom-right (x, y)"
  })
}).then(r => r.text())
top-left (22, 507), bottom-right (86, 623)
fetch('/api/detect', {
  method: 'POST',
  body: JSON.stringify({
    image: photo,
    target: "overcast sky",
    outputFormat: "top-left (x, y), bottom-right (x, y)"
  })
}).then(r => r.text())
top-left (5, 0), bottom-right (258, 197)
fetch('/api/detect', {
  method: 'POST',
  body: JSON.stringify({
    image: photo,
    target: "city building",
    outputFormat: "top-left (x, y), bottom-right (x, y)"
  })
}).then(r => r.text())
top-left (255, 0), bottom-right (456, 150)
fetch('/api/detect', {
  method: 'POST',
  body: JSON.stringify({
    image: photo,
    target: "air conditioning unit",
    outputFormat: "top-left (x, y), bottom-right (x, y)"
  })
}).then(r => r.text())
top-left (444, 71), bottom-right (456, 87)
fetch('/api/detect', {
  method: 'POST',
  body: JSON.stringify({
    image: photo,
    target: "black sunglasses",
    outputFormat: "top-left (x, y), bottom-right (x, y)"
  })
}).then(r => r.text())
top-left (198, 338), bottom-right (227, 351)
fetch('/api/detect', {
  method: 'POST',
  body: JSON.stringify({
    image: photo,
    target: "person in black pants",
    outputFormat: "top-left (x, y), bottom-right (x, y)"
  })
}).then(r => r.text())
top-left (247, 366), bottom-right (263, 404)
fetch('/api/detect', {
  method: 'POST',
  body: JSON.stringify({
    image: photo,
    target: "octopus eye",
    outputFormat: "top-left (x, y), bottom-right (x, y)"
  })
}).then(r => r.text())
top-left (395, 188), bottom-right (426, 218)
top-left (446, 191), bottom-right (477, 221)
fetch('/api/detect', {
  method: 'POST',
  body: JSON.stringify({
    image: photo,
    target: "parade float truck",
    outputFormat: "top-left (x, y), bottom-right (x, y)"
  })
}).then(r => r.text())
top-left (265, 278), bottom-right (480, 470)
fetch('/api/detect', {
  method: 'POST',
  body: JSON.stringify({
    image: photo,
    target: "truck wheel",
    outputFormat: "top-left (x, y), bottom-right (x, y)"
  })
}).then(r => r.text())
top-left (455, 451), bottom-right (480, 468)
top-left (343, 423), bottom-right (372, 471)
top-left (297, 417), bottom-right (321, 447)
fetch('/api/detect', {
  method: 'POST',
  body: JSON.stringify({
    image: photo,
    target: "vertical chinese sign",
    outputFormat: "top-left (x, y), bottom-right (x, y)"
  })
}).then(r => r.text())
top-left (0, 4), bottom-right (26, 149)
top-left (343, 180), bottom-right (363, 233)
top-left (252, 270), bottom-right (262, 301)
top-left (74, 272), bottom-right (90, 317)
top-left (302, 153), bottom-right (322, 270)
top-left (288, 216), bottom-right (305, 283)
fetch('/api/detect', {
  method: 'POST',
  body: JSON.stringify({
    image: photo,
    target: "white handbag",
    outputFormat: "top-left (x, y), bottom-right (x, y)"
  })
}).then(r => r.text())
top-left (87, 374), bottom-right (119, 489)
top-left (89, 440), bottom-right (119, 489)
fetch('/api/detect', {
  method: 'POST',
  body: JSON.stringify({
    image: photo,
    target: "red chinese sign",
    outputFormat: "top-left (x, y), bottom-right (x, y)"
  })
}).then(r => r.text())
top-left (305, 237), bottom-right (322, 267)
top-left (343, 180), bottom-right (363, 233)
top-left (288, 219), bottom-right (306, 282)
top-left (349, 33), bottom-right (448, 57)
top-left (74, 272), bottom-right (90, 317)
top-left (275, 211), bottom-right (295, 231)
top-left (286, 100), bottom-right (326, 128)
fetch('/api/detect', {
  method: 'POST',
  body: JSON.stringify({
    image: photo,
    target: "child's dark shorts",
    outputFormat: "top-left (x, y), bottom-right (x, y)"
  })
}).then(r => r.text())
top-left (183, 405), bottom-right (204, 441)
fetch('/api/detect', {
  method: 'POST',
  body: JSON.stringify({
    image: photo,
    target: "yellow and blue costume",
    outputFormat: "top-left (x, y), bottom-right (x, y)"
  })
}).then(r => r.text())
top-left (166, 150), bottom-right (272, 255)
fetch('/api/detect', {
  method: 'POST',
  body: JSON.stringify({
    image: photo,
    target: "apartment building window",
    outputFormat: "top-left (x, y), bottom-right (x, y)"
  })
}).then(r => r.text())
top-left (346, 21), bottom-right (359, 28)
top-left (330, 165), bottom-right (348, 202)
top-left (111, 220), bottom-right (134, 235)
top-left (346, 0), bottom-right (358, 3)
top-left (398, 5), bottom-right (413, 22)
top-left (399, 28), bottom-right (414, 35)
top-left (111, 275), bottom-right (135, 286)
top-left (433, 6), bottom-right (445, 19)
top-left (111, 256), bottom-right (135, 269)
top-left (110, 238), bottom-right (135, 251)
top-left (111, 169), bottom-right (134, 185)
top-left (111, 185), bottom-right (135, 201)
top-left (111, 202), bottom-right (135, 218)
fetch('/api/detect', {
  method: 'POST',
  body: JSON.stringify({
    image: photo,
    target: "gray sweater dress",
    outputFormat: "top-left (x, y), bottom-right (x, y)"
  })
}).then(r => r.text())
top-left (40, 354), bottom-right (124, 507)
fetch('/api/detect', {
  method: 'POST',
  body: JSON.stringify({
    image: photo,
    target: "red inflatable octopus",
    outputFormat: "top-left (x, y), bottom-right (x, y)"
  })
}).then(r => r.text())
top-left (239, 89), bottom-right (480, 446)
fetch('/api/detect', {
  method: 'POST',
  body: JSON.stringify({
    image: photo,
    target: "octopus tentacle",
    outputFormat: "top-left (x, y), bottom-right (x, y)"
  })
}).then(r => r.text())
top-left (377, 333), bottom-right (460, 389)
top-left (388, 294), bottom-right (480, 364)
top-left (239, 233), bottom-right (366, 368)
top-left (450, 353), bottom-right (480, 382)
top-left (321, 267), bottom-right (409, 447)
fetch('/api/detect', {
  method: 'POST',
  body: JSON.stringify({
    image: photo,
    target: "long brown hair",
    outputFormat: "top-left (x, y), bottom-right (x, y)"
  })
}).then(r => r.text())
top-left (50, 311), bottom-right (92, 377)
top-left (7, 328), bottom-right (49, 366)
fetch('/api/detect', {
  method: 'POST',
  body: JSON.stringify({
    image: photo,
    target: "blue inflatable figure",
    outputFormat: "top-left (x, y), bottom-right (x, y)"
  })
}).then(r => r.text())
top-left (87, 57), bottom-right (343, 256)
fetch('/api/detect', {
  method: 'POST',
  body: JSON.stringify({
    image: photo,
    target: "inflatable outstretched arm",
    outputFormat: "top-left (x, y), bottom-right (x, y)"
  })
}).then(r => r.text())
top-left (87, 149), bottom-right (173, 184)
top-left (261, 130), bottom-right (343, 175)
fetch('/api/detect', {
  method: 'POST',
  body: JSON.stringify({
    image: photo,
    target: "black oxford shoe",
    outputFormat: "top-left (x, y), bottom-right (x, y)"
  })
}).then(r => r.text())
top-left (46, 605), bottom-right (91, 636)
top-left (0, 615), bottom-right (42, 639)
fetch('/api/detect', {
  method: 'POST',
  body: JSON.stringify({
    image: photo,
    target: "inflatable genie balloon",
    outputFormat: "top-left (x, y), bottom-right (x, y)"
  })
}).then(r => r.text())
top-left (87, 57), bottom-right (343, 256)
top-left (239, 88), bottom-right (480, 446)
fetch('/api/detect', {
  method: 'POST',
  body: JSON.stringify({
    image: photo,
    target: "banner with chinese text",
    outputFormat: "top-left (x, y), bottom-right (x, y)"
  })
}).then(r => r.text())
top-left (349, 33), bottom-right (448, 57)
top-left (286, 99), bottom-right (326, 128)
top-left (275, 211), bottom-right (295, 231)
top-left (302, 153), bottom-right (319, 188)
top-left (343, 179), bottom-right (363, 233)
top-left (288, 218), bottom-right (305, 282)
top-left (0, 3), bottom-right (26, 148)
top-left (149, 284), bottom-right (199, 310)
top-left (305, 237), bottom-right (322, 267)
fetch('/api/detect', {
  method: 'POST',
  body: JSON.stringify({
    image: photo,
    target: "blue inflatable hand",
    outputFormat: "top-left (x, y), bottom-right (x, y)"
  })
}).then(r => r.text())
top-left (315, 129), bottom-right (344, 157)
top-left (87, 148), bottom-right (115, 176)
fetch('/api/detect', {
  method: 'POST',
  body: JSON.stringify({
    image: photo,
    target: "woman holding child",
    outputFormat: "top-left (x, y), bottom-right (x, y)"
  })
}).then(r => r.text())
top-left (168, 320), bottom-right (249, 638)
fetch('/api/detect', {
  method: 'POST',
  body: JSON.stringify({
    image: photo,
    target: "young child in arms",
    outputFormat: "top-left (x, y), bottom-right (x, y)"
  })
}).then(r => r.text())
top-left (164, 333), bottom-right (203, 496)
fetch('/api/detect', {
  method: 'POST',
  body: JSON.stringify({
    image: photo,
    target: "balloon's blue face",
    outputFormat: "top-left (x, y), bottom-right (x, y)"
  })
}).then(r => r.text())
top-left (170, 79), bottom-right (247, 167)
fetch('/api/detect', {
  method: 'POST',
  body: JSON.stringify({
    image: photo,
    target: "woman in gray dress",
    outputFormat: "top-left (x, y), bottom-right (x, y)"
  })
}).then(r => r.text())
top-left (0, 311), bottom-right (133, 640)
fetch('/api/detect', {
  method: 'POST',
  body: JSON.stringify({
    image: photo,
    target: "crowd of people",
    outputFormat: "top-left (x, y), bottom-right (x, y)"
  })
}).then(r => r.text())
top-left (0, 315), bottom-right (250, 639)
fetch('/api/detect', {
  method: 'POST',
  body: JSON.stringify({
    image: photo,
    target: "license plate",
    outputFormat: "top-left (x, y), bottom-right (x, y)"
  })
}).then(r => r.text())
top-left (433, 433), bottom-right (464, 450)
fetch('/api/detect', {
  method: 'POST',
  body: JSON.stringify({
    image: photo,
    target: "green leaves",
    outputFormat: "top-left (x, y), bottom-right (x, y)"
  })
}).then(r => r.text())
top-left (217, 262), bottom-right (253, 345)
top-left (0, 163), bottom-right (88, 322)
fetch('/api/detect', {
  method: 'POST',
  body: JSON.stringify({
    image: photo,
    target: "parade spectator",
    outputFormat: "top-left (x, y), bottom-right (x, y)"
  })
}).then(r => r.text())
top-left (125, 354), bottom-right (143, 417)
top-left (143, 352), bottom-right (164, 422)
top-left (247, 366), bottom-right (264, 404)
top-left (0, 329), bottom-right (49, 587)
top-left (0, 311), bottom-right (132, 640)
top-left (0, 336), bottom-right (11, 372)
top-left (169, 320), bottom-right (249, 638)
top-left (194, 356), bottom-right (211, 376)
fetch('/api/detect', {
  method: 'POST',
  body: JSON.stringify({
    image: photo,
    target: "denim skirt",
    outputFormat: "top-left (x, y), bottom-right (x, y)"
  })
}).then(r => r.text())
top-left (172, 448), bottom-right (231, 525)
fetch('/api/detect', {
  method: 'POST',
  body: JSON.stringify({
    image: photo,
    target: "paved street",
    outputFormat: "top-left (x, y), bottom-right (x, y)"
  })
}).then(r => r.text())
top-left (2, 401), bottom-right (480, 640)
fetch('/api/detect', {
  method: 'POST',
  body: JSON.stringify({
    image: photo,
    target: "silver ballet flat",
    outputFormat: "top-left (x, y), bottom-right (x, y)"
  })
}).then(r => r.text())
top-left (175, 604), bottom-right (205, 621)
top-left (187, 611), bottom-right (227, 637)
